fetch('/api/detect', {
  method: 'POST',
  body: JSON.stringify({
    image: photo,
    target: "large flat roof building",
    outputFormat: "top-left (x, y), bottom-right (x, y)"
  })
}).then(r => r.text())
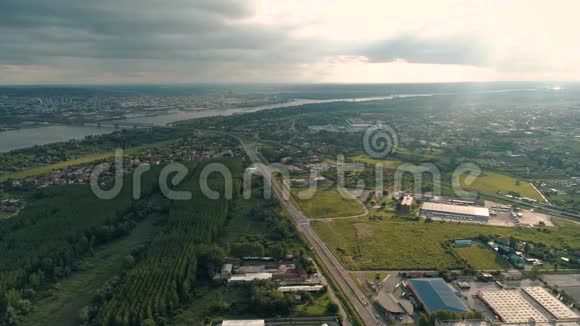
top-left (478, 290), bottom-right (549, 323)
top-left (420, 202), bottom-right (490, 222)
top-left (408, 278), bottom-right (471, 315)
top-left (523, 287), bottom-right (579, 321)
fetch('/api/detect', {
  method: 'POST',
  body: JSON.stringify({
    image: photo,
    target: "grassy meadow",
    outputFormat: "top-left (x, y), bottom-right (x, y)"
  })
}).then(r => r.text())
top-left (351, 155), bottom-right (403, 169)
top-left (455, 244), bottom-right (510, 270)
top-left (461, 171), bottom-right (545, 202)
top-left (312, 215), bottom-right (580, 270)
top-left (291, 185), bottom-right (365, 219)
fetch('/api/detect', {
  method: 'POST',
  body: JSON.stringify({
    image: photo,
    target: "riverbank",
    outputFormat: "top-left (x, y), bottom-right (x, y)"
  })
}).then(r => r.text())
top-left (0, 96), bottom-right (409, 153)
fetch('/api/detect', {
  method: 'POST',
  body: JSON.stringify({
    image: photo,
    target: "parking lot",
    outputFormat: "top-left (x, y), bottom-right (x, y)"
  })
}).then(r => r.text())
top-left (485, 201), bottom-right (554, 227)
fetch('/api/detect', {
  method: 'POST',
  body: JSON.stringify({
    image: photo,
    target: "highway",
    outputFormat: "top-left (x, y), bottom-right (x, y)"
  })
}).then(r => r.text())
top-left (239, 140), bottom-right (381, 326)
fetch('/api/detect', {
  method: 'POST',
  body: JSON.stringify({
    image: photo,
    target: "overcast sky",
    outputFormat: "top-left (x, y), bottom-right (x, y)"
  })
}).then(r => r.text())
top-left (1, 0), bottom-right (579, 84)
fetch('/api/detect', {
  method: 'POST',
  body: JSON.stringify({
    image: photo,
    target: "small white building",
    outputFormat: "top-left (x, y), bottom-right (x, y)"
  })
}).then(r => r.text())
top-left (221, 320), bottom-right (265, 326)
top-left (228, 273), bottom-right (272, 283)
top-left (278, 285), bottom-right (324, 293)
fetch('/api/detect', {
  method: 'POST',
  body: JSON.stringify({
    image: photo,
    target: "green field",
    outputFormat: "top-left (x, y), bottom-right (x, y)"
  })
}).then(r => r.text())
top-left (461, 171), bottom-right (545, 202)
top-left (312, 215), bottom-right (580, 270)
top-left (351, 155), bottom-right (402, 169)
top-left (291, 186), bottom-right (365, 219)
top-left (455, 244), bottom-right (510, 271)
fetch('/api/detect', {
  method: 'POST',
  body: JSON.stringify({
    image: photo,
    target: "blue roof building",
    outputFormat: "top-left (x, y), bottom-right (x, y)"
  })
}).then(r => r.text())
top-left (454, 239), bottom-right (473, 247)
top-left (408, 278), bottom-right (471, 315)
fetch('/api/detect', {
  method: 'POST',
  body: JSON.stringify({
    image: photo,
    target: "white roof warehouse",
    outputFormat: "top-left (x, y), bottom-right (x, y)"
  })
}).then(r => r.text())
top-left (420, 202), bottom-right (490, 222)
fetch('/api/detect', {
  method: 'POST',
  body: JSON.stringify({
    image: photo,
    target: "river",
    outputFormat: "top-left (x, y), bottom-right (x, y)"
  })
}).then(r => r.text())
top-left (0, 95), bottom-right (426, 153)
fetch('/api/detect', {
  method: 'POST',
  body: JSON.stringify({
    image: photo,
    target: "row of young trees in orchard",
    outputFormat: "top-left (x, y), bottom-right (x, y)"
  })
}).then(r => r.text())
top-left (90, 159), bottom-right (244, 326)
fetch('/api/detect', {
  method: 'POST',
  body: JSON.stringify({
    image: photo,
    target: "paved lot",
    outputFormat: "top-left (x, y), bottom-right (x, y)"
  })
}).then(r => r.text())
top-left (543, 274), bottom-right (580, 301)
top-left (485, 201), bottom-right (553, 227)
top-left (517, 209), bottom-right (554, 226)
top-left (456, 281), bottom-right (503, 321)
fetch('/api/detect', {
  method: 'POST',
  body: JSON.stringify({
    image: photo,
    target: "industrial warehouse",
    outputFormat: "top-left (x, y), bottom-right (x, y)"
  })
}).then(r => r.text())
top-left (478, 290), bottom-right (549, 323)
top-left (478, 287), bottom-right (579, 324)
top-left (407, 278), bottom-right (471, 315)
top-left (522, 287), bottom-right (580, 321)
top-left (420, 202), bottom-right (490, 222)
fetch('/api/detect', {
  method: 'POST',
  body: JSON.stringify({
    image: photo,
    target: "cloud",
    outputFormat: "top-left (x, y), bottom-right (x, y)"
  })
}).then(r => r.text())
top-left (0, 0), bottom-right (278, 60)
top-left (0, 0), bottom-right (329, 83)
top-left (1, 0), bottom-right (580, 83)
top-left (361, 34), bottom-right (491, 66)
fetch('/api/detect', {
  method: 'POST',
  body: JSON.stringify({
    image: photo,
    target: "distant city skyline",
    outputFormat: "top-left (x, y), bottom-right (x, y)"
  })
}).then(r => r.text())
top-left (1, 0), bottom-right (580, 84)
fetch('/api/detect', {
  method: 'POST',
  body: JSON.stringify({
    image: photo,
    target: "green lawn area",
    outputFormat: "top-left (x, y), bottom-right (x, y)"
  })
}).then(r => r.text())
top-left (364, 272), bottom-right (388, 281)
top-left (312, 215), bottom-right (580, 270)
top-left (455, 244), bottom-right (510, 271)
top-left (294, 292), bottom-right (333, 317)
top-left (351, 155), bottom-right (402, 169)
top-left (22, 216), bottom-right (161, 326)
top-left (461, 171), bottom-right (545, 202)
top-left (291, 185), bottom-right (365, 219)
